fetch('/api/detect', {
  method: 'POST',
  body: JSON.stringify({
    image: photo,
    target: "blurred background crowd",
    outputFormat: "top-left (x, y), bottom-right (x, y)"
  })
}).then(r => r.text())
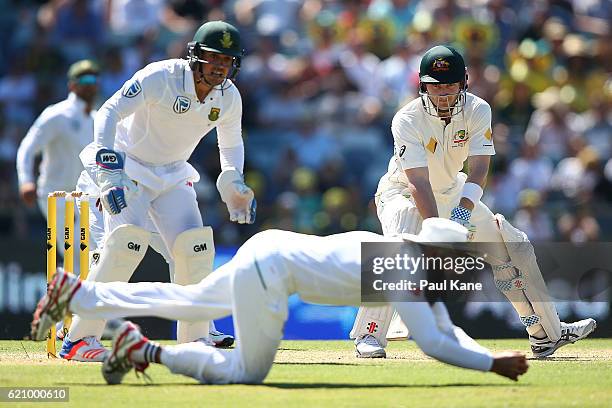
top-left (0, 0), bottom-right (610, 245)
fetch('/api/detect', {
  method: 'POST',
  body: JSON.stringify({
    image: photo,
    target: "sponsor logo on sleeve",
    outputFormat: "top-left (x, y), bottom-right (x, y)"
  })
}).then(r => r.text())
top-left (123, 80), bottom-right (142, 98)
top-left (399, 145), bottom-right (406, 157)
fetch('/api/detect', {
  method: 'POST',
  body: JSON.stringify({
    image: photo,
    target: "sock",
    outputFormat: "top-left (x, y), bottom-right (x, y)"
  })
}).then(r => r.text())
top-left (131, 341), bottom-right (163, 364)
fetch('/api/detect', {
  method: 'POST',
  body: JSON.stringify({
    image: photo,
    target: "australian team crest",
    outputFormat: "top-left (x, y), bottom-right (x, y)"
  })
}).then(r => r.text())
top-left (123, 80), bottom-right (142, 98)
top-left (432, 57), bottom-right (450, 72)
top-left (452, 129), bottom-right (469, 147)
top-left (173, 96), bottom-right (191, 114)
top-left (208, 107), bottom-right (220, 121)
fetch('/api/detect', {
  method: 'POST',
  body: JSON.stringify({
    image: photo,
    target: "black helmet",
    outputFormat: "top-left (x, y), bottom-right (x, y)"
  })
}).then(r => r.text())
top-left (418, 45), bottom-right (468, 117)
top-left (187, 21), bottom-right (244, 88)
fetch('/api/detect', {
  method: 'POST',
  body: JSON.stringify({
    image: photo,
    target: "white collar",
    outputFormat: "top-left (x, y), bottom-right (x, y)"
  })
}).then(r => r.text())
top-left (67, 92), bottom-right (87, 111)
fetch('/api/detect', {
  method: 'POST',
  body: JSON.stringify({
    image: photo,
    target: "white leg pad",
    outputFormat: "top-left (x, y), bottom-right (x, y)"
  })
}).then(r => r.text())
top-left (68, 224), bottom-right (151, 340)
top-left (386, 311), bottom-right (409, 340)
top-left (173, 227), bottom-right (215, 343)
top-left (349, 305), bottom-right (394, 347)
top-left (493, 214), bottom-right (561, 341)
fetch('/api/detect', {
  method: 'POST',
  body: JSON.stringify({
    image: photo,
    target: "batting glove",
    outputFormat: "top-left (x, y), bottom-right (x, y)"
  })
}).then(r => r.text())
top-left (216, 169), bottom-right (257, 224)
top-left (450, 205), bottom-right (476, 241)
top-left (95, 149), bottom-right (138, 215)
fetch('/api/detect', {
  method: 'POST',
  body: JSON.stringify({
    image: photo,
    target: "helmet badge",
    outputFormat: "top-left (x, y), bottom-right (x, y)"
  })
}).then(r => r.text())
top-left (432, 57), bottom-right (450, 72)
top-left (221, 31), bottom-right (233, 49)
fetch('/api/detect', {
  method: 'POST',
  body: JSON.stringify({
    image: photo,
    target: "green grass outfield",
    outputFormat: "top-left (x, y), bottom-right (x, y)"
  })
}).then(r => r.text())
top-left (1, 339), bottom-right (611, 407)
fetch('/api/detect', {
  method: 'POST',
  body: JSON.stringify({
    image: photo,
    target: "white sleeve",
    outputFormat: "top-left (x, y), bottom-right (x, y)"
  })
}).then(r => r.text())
top-left (216, 86), bottom-right (243, 149)
top-left (394, 302), bottom-right (493, 371)
top-left (392, 114), bottom-right (428, 170)
top-left (94, 66), bottom-right (161, 149)
top-left (16, 109), bottom-right (61, 186)
top-left (468, 101), bottom-right (495, 157)
top-left (219, 145), bottom-right (244, 174)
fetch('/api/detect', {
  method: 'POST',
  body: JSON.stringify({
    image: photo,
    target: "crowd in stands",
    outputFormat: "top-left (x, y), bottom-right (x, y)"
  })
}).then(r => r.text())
top-left (0, 0), bottom-right (610, 245)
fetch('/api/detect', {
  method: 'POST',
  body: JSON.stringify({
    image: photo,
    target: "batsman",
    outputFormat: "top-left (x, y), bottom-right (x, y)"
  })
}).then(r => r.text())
top-left (62, 21), bottom-right (256, 361)
top-left (351, 45), bottom-right (596, 359)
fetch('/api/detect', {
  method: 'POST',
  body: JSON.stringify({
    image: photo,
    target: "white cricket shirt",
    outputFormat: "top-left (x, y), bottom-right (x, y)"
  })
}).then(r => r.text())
top-left (378, 92), bottom-right (495, 194)
top-left (16, 93), bottom-right (95, 195)
top-left (91, 58), bottom-right (243, 165)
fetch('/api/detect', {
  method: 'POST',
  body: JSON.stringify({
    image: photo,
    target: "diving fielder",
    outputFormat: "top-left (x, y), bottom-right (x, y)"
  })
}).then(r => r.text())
top-left (351, 45), bottom-right (596, 359)
top-left (32, 218), bottom-right (529, 384)
top-left (61, 21), bottom-right (255, 362)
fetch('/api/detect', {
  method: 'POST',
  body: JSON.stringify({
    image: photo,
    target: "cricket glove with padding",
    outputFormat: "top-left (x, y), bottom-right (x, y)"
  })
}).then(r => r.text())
top-left (95, 148), bottom-right (138, 215)
top-left (216, 168), bottom-right (257, 224)
top-left (450, 205), bottom-right (476, 241)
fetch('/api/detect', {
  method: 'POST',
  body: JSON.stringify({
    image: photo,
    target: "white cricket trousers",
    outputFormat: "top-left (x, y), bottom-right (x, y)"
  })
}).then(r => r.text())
top-left (69, 233), bottom-right (493, 384)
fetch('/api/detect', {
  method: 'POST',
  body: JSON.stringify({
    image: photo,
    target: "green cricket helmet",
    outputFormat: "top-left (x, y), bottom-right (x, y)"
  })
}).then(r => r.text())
top-left (418, 45), bottom-right (468, 117)
top-left (187, 21), bottom-right (244, 88)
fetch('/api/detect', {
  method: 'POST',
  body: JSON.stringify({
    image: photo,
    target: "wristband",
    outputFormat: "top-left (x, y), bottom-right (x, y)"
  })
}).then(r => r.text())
top-left (461, 182), bottom-right (483, 205)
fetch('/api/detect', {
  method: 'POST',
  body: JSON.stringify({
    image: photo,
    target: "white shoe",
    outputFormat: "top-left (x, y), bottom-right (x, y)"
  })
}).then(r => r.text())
top-left (60, 336), bottom-right (109, 362)
top-left (209, 330), bottom-right (234, 348)
top-left (530, 318), bottom-right (597, 358)
top-left (102, 322), bottom-right (150, 385)
top-left (355, 334), bottom-right (386, 358)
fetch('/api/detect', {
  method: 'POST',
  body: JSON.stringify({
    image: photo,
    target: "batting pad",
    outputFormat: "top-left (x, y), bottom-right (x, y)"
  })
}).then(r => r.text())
top-left (172, 227), bottom-right (215, 343)
top-left (350, 305), bottom-right (395, 347)
top-left (68, 224), bottom-right (151, 340)
top-left (494, 214), bottom-right (561, 341)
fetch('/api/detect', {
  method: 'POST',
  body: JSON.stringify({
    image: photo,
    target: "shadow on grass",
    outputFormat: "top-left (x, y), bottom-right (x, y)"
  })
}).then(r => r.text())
top-left (274, 362), bottom-right (362, 366)
top-left (57, 381), bottom-right (523, 389)
top-left (528, 356), bottom-right (596, 361)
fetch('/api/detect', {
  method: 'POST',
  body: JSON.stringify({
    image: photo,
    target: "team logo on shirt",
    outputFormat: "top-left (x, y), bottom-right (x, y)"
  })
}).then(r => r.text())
top-left (173, 96), bottom-right (191, 114)
top-left (452, 129), bottom-right (469, 147)
top-left (432, 57), bottom-right (450, 72)
top-left (123, 80), bottom-right (142, 98)
top-left (208, 107), bottom-right (221, 121)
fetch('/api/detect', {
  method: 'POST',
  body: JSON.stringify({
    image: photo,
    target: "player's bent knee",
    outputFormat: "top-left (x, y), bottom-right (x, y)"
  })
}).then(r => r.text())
top-left (172, 227), bottom-right (215, 285)
top-left (88, 224), bottom-right (151, 282)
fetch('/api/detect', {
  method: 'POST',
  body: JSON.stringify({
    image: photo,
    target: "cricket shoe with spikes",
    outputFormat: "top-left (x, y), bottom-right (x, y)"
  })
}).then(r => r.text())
top-left (102, 321), bottom-right (151, 385)
top-left (60, 336), bottom-right (109, 362)
top-left (355, 334), bottom-right (386, 358)
top-left (530, 318), bottom-right (597, 358)
top-left (31, 269), bottom-right (81, 342)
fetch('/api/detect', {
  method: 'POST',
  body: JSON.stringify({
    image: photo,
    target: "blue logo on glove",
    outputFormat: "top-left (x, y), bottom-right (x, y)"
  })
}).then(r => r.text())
top-left (96, 149), bottom-right (124, 170)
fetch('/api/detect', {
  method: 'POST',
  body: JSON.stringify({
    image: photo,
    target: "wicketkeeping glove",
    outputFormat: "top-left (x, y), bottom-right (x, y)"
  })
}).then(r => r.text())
top-left (95, 148), bottom-right (138, 215)
top-left (450, 205), bottom-right (476, 241)
top-left (216, 169), bottom-right (257, 224)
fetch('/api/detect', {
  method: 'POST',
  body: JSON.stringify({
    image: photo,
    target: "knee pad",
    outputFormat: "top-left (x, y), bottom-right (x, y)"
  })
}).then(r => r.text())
top-left (172, 227), bottom-right (215, 343)
top-left (87, 224), bottom-right (151, 283)
top-left (172, 227), bottom-right (215, 285)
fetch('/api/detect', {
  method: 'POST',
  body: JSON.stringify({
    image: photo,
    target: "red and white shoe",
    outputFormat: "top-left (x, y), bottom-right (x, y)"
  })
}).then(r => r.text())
top-left (31, 270), bottom-right (81, 342)
top-left (102, 321), bottom-right (150, 385)
top-left (60, 336), bottom-right (109, 362)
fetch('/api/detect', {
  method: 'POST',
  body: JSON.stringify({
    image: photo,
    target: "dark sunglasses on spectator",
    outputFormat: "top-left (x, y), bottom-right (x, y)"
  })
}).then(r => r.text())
top-left (76, 74), bottom-right (99, 85)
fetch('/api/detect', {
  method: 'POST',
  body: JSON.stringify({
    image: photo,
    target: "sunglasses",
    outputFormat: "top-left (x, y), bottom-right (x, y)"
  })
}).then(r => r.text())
top-left (76, 74), bottom-right (99, 85)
